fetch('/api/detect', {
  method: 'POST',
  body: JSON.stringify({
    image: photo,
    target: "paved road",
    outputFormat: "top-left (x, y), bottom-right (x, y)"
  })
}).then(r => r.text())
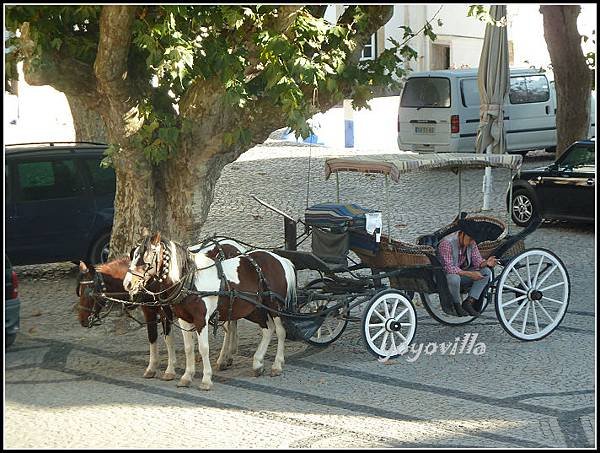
top-left (5, 147), bottom-right (595, 448)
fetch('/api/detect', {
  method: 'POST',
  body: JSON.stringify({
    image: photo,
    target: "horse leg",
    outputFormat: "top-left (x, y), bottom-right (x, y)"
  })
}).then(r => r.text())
top-left (216, 322), bottom-right (232, 371)
top-left (177, 319), bottom-right (196, 387)
top-left (142, 307), bottom-right (159, 379)
top-left (252, 318), bottom-right (273, 377)
top-left (216, 320), bottom-right (238, 370)
top-left (161, 314), bottom-right (177, 381)
top-left (228, 319), bottom-right (238, 363)
top-left (271, 316), bottom-right (286, 377)
top-left (195, 325), bottom-right (213, 391)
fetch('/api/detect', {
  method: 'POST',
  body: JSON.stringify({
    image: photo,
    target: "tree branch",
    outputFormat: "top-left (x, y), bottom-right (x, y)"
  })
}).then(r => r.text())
top-left (95, 6), bottom-right (139, 99)
top-left (19, 22), bottom-right (97, 100)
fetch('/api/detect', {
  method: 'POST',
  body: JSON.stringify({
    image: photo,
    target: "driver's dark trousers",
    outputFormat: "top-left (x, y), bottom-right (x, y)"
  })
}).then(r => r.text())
top-left (446, 267), bottom-right (492, 304)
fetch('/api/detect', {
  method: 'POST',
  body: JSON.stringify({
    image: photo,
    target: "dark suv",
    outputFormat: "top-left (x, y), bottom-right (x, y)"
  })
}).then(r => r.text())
top-left (5, 142), bottom-right (116, 265)
top-left (507, 139), bottom-right (595, 227)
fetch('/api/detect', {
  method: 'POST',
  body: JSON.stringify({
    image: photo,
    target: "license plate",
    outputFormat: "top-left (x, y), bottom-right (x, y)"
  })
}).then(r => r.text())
top-left (415, 126), bottom-right (435, 134)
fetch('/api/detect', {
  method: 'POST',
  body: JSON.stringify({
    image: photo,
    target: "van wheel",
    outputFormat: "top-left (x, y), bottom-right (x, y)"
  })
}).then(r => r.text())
top-left (511, 189), bottom-right (537, 227)
top-left (89, 232), bottom-right (111, 265)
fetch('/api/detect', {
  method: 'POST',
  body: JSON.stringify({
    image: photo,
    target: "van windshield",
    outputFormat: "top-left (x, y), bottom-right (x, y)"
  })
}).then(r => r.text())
top-left (400, 77), bottom-right (451, 108)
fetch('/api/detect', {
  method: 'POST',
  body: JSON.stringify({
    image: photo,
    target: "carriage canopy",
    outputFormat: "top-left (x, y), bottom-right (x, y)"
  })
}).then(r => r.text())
top-left (324, 152), bottom-right (522, 182)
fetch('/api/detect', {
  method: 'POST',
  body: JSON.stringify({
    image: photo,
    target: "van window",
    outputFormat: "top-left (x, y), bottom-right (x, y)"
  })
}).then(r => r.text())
top-left (509, 75), bottom-right (550, 104)
top-left (401, 77), bottom-right (451, 108)
top-left (460, 78), bottom-right (480, 107)
top-left (16, 159), bottom-right (83, 202)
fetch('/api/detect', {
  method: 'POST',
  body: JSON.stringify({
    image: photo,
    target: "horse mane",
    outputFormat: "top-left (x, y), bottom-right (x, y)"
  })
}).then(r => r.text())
top-left (169, 240), bottom-right (195, 281)
top-left (96, 257), bottom-right (130, 274)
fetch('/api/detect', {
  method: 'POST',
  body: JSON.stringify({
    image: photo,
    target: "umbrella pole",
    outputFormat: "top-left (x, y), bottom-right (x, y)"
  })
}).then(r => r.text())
top-left (336, 173), bottom-right (340, 203)
top-left (385, 175), bottom-right (390, 238)
top-left (482, 144), bottom-right (493, 210)
top-left (458, 168), bottom-right (462, 216)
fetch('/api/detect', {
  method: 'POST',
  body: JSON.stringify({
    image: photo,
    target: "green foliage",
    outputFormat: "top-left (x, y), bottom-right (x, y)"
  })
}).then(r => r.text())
top-left (5, 6), bottom-right (427, 159)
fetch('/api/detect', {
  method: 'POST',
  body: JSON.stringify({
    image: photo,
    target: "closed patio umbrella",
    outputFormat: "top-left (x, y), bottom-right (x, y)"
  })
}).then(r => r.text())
top-left (476, 5), bottom-right (510, 211)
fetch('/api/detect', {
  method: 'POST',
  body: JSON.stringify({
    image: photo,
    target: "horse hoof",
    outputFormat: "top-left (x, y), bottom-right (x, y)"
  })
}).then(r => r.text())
top-left (216, 362), bottom-right (228, 371)
top-left (143, 370), bottom-right (157, 379)
top-left (270, 368), bottom-right (282, 377)
top-left (161, 372), bottom-right (176, 381)
top-left (253, 367), bottom-right (264, 377)
top-left (177, 378), bottom-right (192, 388)
top-left (199, 382), bottom-right (213, 391)
top-left (226, 358), bottom-right (234, 366)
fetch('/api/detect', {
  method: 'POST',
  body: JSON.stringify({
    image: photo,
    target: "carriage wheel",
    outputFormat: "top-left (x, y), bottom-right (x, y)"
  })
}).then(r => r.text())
top-left (361, 289), bottom-right (417, 359)
top-left (495, 248), bottom-right (569, 341)
top-left (299, 278), bottom-right (348, 346)
top-left (420, 291), bottom-right (490, 326)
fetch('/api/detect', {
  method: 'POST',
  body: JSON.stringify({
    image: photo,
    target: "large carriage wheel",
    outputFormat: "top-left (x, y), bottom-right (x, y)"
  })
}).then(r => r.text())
top-left (420, 291), bottom-right (490, 326)
top-left (495, 248), bottom-right (569, 341)
top-left (299, 278), bottom-right (348, 346)
top-left (361, 289), bottom-right (417, 359)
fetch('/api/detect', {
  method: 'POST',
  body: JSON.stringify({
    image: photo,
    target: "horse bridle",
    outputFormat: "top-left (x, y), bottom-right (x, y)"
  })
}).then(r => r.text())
top-left (77, 270), bottom-right (112, 327)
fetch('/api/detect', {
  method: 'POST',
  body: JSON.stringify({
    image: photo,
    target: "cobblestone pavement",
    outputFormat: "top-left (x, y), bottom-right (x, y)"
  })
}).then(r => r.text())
top-left (5, 146), bottom-right (595, 448)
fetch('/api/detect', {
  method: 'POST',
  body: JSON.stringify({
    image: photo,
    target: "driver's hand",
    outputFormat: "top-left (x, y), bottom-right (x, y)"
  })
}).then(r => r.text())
top-left (469, 271), bottom-right (484, 281)
top-left (486, 256), bottom-right (498, 268)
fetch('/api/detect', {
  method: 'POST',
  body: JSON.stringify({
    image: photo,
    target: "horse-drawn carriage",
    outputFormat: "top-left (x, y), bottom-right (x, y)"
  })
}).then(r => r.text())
top-left (78, 152), bottom-right (570, 389)
top-left (258, 152), bottom-right (570, 358)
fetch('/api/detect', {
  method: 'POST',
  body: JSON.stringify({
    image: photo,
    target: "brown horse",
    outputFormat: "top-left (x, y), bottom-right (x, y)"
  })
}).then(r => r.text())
top-left (123, 231), bottom-right (296, 391)
top-left (76, 237), bottom-right (247, 381)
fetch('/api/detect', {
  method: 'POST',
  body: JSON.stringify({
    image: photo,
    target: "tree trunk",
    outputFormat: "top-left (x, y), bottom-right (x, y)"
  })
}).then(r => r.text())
top-left (66, 95), bottom-right (108, 143)
top-left (540, 5), bottom-right (592, 157)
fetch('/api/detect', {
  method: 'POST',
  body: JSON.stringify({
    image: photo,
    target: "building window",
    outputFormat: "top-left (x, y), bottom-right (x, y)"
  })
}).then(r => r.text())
top-left (431, 44), bottom-right (450, 70)
top-left (360, 33), bottom-right (377, 61)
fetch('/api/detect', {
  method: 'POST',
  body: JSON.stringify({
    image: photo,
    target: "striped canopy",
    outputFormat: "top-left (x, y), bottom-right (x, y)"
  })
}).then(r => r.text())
top-left (324, 153), bottom-right (522, 182)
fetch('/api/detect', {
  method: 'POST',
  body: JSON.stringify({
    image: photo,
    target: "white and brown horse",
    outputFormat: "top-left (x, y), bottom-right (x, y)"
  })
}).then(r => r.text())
top-left (76, 237), bottom-right (247, 381)
top-left (123, 231), bottom-right (296, 390)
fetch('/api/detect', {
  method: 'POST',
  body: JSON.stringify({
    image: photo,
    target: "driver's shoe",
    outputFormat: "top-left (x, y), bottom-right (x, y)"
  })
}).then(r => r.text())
top-left (462, 296), bottom-right (480, 316)
top-left (453, 302), bottom-right (469, 317)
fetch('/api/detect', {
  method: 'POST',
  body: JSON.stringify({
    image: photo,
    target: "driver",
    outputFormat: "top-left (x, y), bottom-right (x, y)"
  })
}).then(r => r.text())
top-left (438, 219), bottom-right (497, 316)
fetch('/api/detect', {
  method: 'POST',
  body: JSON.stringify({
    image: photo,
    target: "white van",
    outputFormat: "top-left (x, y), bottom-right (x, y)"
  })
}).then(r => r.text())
top-left (397, 68), bottom-right (595, 154)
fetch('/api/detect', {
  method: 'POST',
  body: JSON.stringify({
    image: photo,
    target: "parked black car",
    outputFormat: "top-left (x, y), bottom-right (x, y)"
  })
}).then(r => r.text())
top-left (5, 142), bottom-right (115, 265)
top-left (507, 139), bottom-right (595, 227)
top-left (5, 255), bottom-right (20, 347)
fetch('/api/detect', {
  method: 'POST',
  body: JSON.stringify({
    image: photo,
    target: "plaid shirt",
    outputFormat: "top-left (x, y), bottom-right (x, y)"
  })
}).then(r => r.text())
top-left (438, 236), bottom-right (485, 274)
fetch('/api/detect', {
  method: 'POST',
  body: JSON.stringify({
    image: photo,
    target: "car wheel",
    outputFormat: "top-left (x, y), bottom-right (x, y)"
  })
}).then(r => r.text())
top-left (511, 189), bottom-right (537, 227)
top-left (89, 232), bottom-right (111, 265)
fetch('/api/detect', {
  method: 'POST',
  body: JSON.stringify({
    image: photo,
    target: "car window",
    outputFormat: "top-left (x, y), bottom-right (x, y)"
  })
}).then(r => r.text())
top-left (558, 145), bottom-right (595, 170)
top-left (460, 78), bottom-right (480, 107)
top-left (83, 158), bottom-right (116, 195)
top-left (509, 75), bottom-right (550, 104)
top-left (401, 77), bottom-right (451, 108)
top-left (16, 159), bottom-right (83, 202)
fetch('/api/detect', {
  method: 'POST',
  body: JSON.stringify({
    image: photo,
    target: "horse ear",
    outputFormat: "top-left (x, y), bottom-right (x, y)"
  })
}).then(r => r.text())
top-left (141, 227), bottom-right (150, 238)
top-left (79, 261), bottom-right (88, 273)
top-left (151, 231), bottom-right (161, 245)
top-left (129, 247), bottom-right (137, 260)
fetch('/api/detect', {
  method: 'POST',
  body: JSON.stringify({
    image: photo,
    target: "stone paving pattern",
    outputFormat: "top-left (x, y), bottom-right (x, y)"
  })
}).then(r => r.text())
top-left (5, 145), bottom-right (595, 448)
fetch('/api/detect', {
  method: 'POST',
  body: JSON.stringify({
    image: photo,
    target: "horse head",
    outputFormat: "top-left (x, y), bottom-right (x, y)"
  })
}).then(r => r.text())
top-left (124, 230), bottom-right (166, 296)
top-left (76, 261), bottom-right (105, 327)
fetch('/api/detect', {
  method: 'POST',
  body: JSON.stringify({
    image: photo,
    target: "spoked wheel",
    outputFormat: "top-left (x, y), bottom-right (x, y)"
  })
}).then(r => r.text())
top-left (361, 289), bottom-right (417, 359)
top-left (299, 278), bottom-right (348, 347)
top-left (420, 291), bottom-right (490, 326)
top-left (495, 248), bottom-right (570, 341)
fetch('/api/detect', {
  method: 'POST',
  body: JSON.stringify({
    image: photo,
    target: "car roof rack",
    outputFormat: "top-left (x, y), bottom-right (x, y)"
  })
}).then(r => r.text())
top-left (5, 141), bottom-right (108, 147)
